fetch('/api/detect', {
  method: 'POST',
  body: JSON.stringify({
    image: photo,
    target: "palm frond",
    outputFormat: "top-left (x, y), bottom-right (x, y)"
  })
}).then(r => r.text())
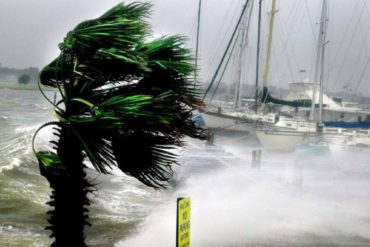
top-left (100, 2), bottom-right (151, 20)
top-left (37, 151), bottom-right (65, 178)
top-left (37, 1), bottom-right (206, 190)
top-left (112, 132), bottom-right (177, 188)
top-left (61, 3), bottom-right (151, 59)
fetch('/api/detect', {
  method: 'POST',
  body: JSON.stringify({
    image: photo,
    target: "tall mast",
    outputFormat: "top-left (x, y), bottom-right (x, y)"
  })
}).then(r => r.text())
top-left (194, 0), bottom-right (202, 90)
top-left (254, 0), bottom-right (263, 113)
top-left (262, 0), bottom-right (277, 90)
top-left (309, 0), bottom-right (328, 122)
top-left (234, 20), bottom-right (244, 110)
top-left (203, 0), bottom-right (251, 100)
top-left (318, 0), bottom-right (328, 124)
top-left (234, 4), bottom-right (252, 110)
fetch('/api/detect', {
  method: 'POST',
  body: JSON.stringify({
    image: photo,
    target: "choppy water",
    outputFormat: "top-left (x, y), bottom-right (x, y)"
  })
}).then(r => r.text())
top-left (1, 89), bottom-right (370, 246)
top-left (0, 89), bottom-right (168, 246)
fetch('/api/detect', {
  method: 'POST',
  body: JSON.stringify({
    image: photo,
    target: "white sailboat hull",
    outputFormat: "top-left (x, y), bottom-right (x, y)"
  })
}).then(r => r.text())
top-left (255, 130), bottom-right (317, 150)
top-left (202, 111), bottom-right (255, 133)
top-left (256, 126), bottom-right (370, 151)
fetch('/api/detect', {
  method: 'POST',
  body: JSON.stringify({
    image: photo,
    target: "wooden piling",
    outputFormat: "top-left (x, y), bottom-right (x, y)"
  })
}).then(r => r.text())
top-left (252, 150), bottom-right (261, 168)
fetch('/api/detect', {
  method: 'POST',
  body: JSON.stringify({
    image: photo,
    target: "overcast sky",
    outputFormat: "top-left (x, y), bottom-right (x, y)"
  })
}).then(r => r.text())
top-left (1, 0), bottom-right (370, 95)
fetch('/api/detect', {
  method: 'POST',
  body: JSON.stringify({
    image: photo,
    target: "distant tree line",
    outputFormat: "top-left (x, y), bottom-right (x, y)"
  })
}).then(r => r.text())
top-left (18, 74), bottom-right (31, 84)
top-left (0, 65), bottom-right (39, 84)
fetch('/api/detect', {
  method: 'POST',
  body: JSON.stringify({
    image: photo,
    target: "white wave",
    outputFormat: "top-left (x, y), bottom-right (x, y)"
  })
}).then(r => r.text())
top-left (0, 157), bottom-right (21, 173)
top-left (33, 103), bottom-right (49, 110)
top-left (116, 141), bottom-right (370, 247)
top-left (15, 125), bottom-right (40, 134)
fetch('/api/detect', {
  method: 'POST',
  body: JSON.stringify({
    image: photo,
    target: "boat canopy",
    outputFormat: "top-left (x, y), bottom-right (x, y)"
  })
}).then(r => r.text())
top-left (261, 87), bottom-right (313, 108)
top-left (324, 121), bottom-right (370, 129)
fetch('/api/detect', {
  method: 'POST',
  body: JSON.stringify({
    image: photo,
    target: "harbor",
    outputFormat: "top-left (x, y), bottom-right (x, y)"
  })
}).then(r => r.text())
top-left (1, 0), bottom-right (370, 246)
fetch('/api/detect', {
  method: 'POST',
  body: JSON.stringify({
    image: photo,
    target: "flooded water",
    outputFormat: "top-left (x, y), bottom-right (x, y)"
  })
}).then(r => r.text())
top-left (1, 89), bottom-right (370, 246)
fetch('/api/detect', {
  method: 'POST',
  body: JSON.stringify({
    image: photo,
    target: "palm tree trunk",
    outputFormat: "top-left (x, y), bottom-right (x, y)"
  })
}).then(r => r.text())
top-left (41, 126), bottom-right (91, 247)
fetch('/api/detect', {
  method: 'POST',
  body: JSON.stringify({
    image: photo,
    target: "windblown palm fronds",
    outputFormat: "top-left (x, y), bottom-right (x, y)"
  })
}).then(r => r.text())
top-left (33, 2), bottom-right (205, 246)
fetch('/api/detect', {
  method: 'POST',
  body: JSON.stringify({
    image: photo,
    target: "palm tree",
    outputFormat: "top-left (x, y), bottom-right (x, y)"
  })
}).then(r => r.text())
top-left (32, 2), bottom-right (205, 246)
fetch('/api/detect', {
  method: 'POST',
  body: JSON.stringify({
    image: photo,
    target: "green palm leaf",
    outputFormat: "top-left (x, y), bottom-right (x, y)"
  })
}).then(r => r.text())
top-left (34, 2), bottom-right (206, 245)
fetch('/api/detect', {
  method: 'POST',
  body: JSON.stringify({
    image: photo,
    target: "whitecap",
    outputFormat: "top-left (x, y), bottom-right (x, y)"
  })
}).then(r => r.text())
top-left (15, 125), bottom-right (39, 134)
top-left (0, 157), bottom-right (21, 173)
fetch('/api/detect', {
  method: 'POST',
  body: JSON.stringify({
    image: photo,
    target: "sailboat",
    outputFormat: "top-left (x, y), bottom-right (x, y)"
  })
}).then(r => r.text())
top-left (199, 0), bottom-right (370, 150)
top-left (255, 0), bottom-right (370, 150)
top-left (199, 0), bottom-right (313, 145)
top-left (200, 0), bottom-right (294, 137)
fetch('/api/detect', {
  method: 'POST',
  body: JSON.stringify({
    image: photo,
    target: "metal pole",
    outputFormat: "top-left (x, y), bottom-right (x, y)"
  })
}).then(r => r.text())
top-left (194, 0), bottom-right (202, 92)
top-left (310, 0), bottom-right (328, 121)
top-left (319, 0), bottom-right (328, 124)
top-left (262, 0), bottom-right (277, 89)
top-left (234, 12), bottom-right (248, 110)
top-left (254, 0), bottom-right (263, 113)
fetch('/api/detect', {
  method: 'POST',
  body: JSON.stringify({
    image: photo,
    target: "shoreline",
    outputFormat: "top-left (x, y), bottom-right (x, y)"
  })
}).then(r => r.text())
top-left (0, 82), bottom-right (54, 91)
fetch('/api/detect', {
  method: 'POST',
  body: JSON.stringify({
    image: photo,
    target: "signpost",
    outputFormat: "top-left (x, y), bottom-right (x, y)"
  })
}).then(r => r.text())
top-left (176, 197), bottom-right (191, 247)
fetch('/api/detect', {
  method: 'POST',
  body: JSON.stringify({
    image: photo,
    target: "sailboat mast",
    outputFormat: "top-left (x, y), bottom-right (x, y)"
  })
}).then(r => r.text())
top-left (262, 0), bottom-right (277, 89)
top-left (234, 5), bottom-right (252, 110)
top-left (318, 0), bottom-right (328, 123)
top-left (203, 0), bottom-right (251, 100)
top-left (194, 0), bottom-right (202, 91)
top-left (254, 0), bottom-right (263, 113)
top-left (309, 0), bottom-right (328, 122)
top-left (234, 18), bottom-right (245, 110)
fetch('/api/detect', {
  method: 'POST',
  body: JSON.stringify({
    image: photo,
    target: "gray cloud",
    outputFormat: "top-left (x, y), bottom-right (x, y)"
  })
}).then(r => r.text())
top-left (0, 0), bottom-right (369, 95)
